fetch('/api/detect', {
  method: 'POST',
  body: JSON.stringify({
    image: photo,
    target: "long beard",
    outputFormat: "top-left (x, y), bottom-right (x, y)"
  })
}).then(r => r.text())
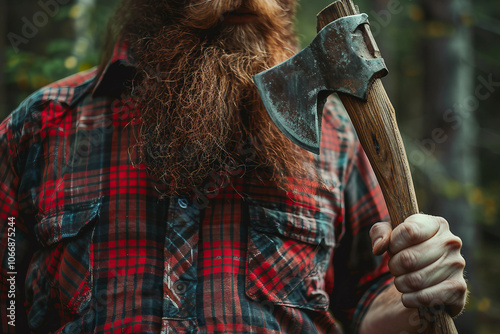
top-left (124, 0), bottom-right (314, 195)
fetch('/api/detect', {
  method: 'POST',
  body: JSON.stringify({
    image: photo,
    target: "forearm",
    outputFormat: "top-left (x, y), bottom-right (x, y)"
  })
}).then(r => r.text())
top-left (359, 284), bottom-right (421, 334)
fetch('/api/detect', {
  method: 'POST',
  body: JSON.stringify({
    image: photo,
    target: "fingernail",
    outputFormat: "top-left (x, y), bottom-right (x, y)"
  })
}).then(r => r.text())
top-left (373, 237), bottom-right (383, 250)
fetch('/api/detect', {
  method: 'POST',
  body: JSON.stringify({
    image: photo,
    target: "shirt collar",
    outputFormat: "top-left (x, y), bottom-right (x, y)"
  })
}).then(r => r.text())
top-left (92, 41), bottom-right (137, 98)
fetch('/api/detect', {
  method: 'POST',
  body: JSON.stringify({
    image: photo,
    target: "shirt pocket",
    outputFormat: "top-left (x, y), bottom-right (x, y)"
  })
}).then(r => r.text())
top-left (26, 197), bottom-right (103, 330)
top-left (245, 200), bottom-right (335, 311)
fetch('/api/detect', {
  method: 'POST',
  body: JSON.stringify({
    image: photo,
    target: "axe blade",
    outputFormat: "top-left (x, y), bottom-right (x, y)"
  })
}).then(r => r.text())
top-left (253, 46), bottom-right (324, 154)
top-left (253, 14), bottom-right (388, 154)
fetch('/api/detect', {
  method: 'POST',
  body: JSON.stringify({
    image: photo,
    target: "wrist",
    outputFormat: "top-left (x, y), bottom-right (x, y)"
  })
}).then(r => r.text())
top-left (359, 284), bottom-right (421, 334)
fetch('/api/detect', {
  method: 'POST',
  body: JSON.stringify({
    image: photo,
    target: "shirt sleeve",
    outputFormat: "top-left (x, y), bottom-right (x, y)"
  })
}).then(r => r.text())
top-left (0, 111), bottom-right (37, 333)
top-left (329, 141), bottom-right (394, 333)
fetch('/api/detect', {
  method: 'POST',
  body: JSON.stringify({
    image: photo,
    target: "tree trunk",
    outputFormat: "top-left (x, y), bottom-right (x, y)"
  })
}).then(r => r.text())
top-left (420, 0), bottom-right (477, 332)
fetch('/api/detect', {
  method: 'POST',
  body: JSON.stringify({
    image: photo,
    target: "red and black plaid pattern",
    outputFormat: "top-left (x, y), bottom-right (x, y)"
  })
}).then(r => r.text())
top-left (0, 44), bottom-right (393, 334)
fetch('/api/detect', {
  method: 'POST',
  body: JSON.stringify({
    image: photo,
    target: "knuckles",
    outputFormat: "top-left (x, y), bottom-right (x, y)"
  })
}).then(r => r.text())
top-left (444, 246), bottom-right (466, 271)
top-left (400, 290), bottom-right (434, 309)
top-left (400, 214), bottom-right (449, 240)
top-left (415, 290), bottom-right (433, 306)
top-left (395, 272), bottom-right (424, 292)
top-left (445, 235), bottom-right (463, 250)
top-left (399, 276), bottom-right (468, 311)
top-left (454, 257), bottom-right (466, 271)
top-left (448, 278), bottom-right (468, 296)
top-left (434, 215), bottom-right (451, 230)
top-left (444, 279), bottom-right (468, 316)
top-left (397, 221), bottom-right (422, 245)
top-left (393, 249), bottom-right (419, 274)
top-left (405, 272), bottom-right (424, 291)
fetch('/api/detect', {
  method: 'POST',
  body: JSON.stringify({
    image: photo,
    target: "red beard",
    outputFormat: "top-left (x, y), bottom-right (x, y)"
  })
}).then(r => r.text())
top-left (107, 0), bottom-right (315, 196)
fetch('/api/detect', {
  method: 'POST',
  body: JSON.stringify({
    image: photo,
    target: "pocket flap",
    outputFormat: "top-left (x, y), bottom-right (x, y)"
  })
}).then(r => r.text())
top-left (248, 201), bottom-right (335, 247)
top-left (35, 197), bottom-right (103, 247)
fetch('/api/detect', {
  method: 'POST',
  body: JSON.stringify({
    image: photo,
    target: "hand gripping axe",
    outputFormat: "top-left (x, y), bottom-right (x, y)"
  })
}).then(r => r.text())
top-left (253, 0), bottom-right (458, 333)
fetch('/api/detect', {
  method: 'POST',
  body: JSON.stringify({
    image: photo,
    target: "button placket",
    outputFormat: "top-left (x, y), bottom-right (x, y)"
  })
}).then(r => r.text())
top-left (162, 197), bottom-right (200, 327)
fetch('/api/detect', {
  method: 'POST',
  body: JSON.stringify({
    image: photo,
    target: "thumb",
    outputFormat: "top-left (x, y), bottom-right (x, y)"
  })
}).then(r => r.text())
top-left (369, 221), bottom-right (392, 256)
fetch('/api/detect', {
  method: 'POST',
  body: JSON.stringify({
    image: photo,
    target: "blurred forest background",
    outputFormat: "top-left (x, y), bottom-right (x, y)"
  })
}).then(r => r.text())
top-left (1, 0), bottom-right (499, 333)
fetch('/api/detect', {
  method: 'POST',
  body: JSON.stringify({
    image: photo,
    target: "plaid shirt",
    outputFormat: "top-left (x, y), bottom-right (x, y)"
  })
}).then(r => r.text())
top-left (0, 43), bottom-right (393, 334)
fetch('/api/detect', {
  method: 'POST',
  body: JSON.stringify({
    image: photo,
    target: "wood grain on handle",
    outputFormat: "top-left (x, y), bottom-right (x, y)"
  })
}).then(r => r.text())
top-left (317, 1), bottom-right (458, 333)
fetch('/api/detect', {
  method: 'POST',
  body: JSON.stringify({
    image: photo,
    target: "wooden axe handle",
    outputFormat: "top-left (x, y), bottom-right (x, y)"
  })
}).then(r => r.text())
top-left (317, 1), bottom-right (458, 333)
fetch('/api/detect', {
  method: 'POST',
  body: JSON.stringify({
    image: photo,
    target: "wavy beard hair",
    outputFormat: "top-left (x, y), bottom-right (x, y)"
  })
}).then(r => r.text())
top-left (103, 0), bottom-right (317, 196)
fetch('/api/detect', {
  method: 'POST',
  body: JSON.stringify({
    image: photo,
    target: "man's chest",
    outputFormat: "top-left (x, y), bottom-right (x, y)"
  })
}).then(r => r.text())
top-left (19, 99), bottom-right (349, 332)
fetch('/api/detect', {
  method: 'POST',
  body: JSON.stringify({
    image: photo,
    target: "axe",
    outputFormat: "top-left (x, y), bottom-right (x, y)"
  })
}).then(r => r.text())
top-left (253, 0), bottom-right (458, 333)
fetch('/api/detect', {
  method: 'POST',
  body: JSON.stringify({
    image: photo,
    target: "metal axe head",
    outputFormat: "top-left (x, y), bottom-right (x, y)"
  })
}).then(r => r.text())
top-left (253, 14), bottom-right (388, 154)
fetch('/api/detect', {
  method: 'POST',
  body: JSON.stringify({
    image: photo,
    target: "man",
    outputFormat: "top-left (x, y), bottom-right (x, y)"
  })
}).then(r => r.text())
top-left (0, 0), bottom-right (466, 333)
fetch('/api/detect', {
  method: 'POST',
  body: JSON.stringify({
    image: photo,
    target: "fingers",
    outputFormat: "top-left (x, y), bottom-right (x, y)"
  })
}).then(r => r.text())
top-left (386, 214), bottom-right (467, 316)
top-left (389, 214), bottom-right (445, 254)
top-left (388, 233), bottom-right (463, 276)
top-left (369, 214), bottom-right (450, 257)
top-left (400, 275), bottom-right (468, 317)
top-left (393, 248), bottom-right (466, 292)
top-left (369, 221), bottom-right (392, 255)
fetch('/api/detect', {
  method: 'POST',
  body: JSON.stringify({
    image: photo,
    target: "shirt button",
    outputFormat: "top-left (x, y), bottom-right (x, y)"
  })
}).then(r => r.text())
top-left (178, 198), bottom-right (189, 209)
top-left (173, 281), bottom-right (187, 294)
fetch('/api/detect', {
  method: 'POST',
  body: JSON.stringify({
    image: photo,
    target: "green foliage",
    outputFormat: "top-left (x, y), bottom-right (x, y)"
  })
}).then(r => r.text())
top-left (3, 1), bottom-right (118, 109)
top-left (5, 42), bottom-right (74, 105)
top-left (295, 0), bottom-right (334, 46)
